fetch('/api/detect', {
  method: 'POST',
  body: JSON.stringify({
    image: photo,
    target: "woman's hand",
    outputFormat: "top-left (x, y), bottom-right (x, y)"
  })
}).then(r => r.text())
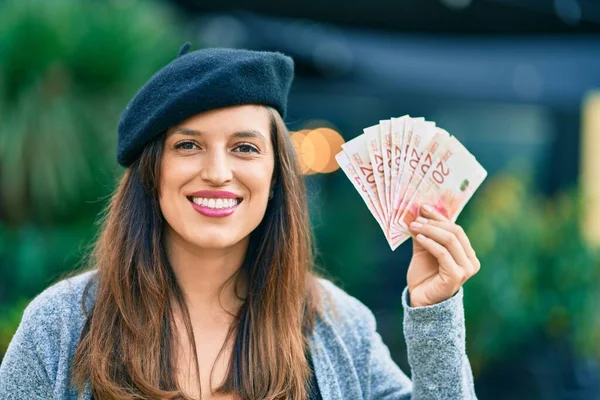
top-left (406, 204), bottom-right (481, 307)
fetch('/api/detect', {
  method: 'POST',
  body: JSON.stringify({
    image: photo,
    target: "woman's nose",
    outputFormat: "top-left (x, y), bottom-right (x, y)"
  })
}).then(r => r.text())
top-left (200, 151), bottom-right (233, 186)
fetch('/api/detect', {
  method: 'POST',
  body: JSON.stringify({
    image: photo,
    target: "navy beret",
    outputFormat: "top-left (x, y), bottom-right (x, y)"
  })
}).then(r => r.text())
top-left (117, 45), bottom-right (295, 167)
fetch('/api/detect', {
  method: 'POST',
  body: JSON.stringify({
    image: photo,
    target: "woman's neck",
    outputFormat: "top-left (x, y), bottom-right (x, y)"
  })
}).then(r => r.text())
top-left (165, 229), bottom-right (249, 323)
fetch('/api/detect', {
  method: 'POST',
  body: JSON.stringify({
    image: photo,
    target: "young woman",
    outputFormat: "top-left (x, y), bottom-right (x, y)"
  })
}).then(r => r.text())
top-left (0, 45), bottom-right (480, 399)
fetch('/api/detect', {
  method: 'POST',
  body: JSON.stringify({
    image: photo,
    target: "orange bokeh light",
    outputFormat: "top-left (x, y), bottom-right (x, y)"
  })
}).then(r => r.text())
top-left (290, 129), bottom-right (314, 175)
top-left (290, 126), bottom-right (345, 175)
top-left (308, 128), bottom-right (345, 173)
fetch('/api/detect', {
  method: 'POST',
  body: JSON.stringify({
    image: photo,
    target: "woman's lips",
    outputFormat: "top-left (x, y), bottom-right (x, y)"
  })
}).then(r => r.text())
top-left (188, 197), bottom-right (241, 218)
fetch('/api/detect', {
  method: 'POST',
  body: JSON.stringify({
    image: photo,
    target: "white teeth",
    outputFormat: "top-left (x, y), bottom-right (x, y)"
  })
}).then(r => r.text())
top-left (191, 197), bottom-right (240, 210)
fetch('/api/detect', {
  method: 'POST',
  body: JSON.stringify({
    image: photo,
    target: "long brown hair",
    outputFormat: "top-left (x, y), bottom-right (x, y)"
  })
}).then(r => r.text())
top-left (71, 106), bottom-right (326, 399)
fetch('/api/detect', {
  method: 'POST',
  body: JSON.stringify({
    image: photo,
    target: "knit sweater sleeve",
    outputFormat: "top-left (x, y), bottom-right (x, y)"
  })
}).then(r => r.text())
top-left (0, 272), bottom-right (94, 400)
top-left (0, 290), bottom-right (59, 399)
top-left (364, 287), bottom-right (476, 400)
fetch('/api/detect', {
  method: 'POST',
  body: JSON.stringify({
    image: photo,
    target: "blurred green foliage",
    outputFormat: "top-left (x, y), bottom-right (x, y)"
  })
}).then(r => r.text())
top-left (311, 179), bottom-right (389, 304)
top-left (0, 0), bottom-right (186, 357)
top-left (0, 0), bottom-right (184, 224)
top-left (461, 169), bottom-right (600, 373)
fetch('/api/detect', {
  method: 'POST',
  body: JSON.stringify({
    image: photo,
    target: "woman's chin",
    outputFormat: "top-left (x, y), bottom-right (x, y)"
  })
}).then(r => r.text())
top-left (195, 241), bottom-right (234, 250)
top-left (188, 233), bottom-right (246, 250)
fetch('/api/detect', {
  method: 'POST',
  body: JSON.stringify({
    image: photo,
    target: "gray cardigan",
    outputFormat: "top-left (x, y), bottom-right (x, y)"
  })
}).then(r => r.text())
top-left (0, 270), bottom-right (477, 399)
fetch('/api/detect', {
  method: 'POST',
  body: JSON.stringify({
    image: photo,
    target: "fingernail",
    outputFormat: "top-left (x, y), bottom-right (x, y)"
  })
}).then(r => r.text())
top-left (410, 222), bottom-right (422, 229)
top-left (416, 217), bottom-right (428, 224)
top-left (422, 205), bottom-right (433, 213)
top-left (416, 234), bottom-right (427, 241)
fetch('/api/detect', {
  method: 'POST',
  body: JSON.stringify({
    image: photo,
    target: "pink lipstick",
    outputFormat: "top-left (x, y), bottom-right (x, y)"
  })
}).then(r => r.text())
top-left (188, 190), bottom-right (242, 218)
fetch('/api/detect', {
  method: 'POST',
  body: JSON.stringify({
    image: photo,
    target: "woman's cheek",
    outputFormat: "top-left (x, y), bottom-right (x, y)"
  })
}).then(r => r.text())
top-left (240, 163), bottom-right (274, 197)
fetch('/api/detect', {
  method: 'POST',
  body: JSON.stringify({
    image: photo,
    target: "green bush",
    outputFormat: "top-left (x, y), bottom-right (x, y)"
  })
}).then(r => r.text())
top-left (0, 0), bottom-right (185, 225)
top-left (461, 171), bottom-right (600, 373)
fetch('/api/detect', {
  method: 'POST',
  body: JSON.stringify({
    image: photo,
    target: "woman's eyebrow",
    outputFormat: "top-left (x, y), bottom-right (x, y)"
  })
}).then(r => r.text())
top-left (232, 130), bottom-right (267, 143)
top-left (168, 128), bottom-right (267, 142)
top-left (167, 127), bottom-right (200, 137)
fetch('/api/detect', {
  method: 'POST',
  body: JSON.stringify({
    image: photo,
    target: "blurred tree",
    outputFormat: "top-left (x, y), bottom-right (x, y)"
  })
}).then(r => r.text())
top-left (0, 0), bottom-right (185, 224)
top-left (0, 0), bottom-right (187, 358)
top-left (460, 166), bottom-right (600, 372)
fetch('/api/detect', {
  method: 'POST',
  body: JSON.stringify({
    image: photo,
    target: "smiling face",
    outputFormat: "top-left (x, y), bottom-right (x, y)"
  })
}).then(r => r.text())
top-left (159, 105), bottom-right (275, 250)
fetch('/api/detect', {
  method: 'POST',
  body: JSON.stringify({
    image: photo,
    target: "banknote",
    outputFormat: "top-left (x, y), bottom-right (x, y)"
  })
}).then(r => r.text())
top-left (390, 116), bottom-right (423, 232)
top-left (341, 134), bottom-right (386, 228)
top-left (364, 124), bottom-right (390, 225)
top-left (392, 128), bottom-right (449, 231)
top-left (391, 118), bottom-right (434, 234)
top-left (379, 119), bottom-right (393, 212)
top-left (390, 116), bottom-right (408, 211)
top-left (335, 152), bottom-right (390, 242)
top-left (336, 116), bottom-right (487, 250)
top-left (398, 136), bottom-right (488, 229)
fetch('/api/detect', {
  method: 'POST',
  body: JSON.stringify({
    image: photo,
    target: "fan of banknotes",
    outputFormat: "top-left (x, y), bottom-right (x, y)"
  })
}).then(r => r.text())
top-left (335, 115), bottom-right (488, 251)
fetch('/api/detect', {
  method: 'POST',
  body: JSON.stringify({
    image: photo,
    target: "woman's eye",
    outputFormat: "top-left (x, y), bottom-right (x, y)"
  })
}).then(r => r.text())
top-left (234, 143), bottom-right (260, 154)
top-left (175, 141), bottom-right (200, 151)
